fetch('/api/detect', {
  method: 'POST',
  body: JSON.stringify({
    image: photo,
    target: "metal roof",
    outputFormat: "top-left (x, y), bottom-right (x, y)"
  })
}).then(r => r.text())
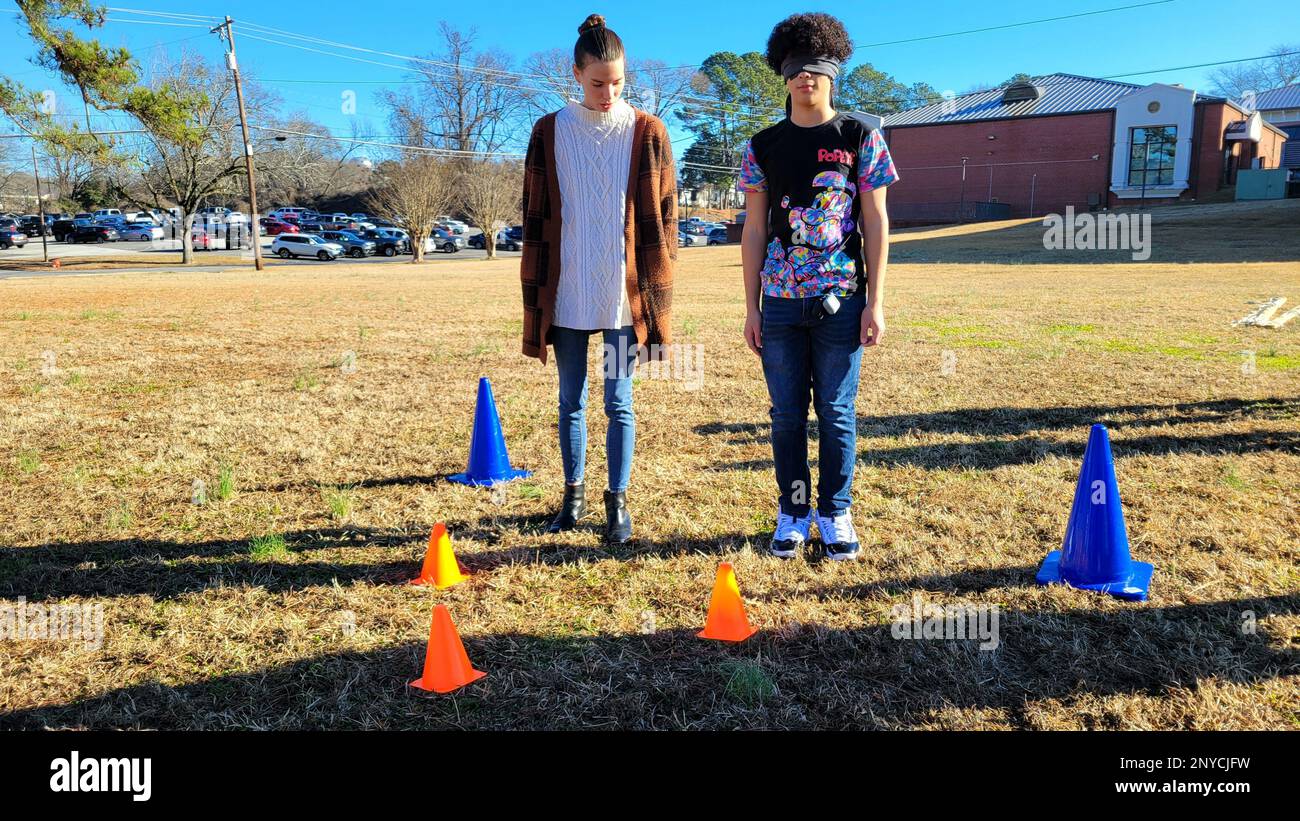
top-left (1251, 85), bottom-right (1300, 111)
top-left (883, 73), bottom-right (1143, 127)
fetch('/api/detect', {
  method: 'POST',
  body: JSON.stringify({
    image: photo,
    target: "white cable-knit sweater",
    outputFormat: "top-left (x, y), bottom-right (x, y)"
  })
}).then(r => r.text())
top-left (552, 98), bottom-right (636, 330)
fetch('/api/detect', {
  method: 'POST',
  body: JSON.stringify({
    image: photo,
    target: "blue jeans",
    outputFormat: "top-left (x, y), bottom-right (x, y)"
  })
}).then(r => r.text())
top-left (760, 292), bottom-right (865, 517)
top-left (551, 325), bottom-right (638, 492)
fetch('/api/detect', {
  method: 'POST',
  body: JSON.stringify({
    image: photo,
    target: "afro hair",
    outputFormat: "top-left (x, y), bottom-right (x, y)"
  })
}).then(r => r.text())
top-left (764, 13), bottom-right (854, 76)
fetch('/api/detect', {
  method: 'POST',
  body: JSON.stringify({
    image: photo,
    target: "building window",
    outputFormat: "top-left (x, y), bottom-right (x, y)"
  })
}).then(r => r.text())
top-left (1128, 126), bottom-right (1177, 187)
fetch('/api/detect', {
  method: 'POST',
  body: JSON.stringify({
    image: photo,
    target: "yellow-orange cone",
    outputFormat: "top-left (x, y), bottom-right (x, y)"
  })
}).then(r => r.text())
top-left (698, 562), bottom-right (758, 642)
top-left (410, 522), bottom-right (467, 588)
top-left (409, 604), bottom-right (486, 693)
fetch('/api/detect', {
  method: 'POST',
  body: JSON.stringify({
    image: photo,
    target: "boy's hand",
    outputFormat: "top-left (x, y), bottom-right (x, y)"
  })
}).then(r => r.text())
top-left (862, 304), bottom-right (885, 347)
top-left (744, 310), bottom-right (762, 355)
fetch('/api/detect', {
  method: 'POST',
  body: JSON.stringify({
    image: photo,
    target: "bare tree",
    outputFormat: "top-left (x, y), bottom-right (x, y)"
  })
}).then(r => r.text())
top-left (521, 47), bottom-right (579, 118)
top-left (627, 59), bottom-right (697, 120)
top-left (458, 159), bottom-right (522, 260)
top-left (133, 50), bottom-right (279, 262)
top-left (0, 141), bottom-right (28, 206)
top-left (1208, 44), bottom-right (1300, 101)
top-left (258, 117), bottom-right (367, 207)
top-left (367, 153), bottom-right (456, 263)
top-left (378, 23), bottom-right (529, 161)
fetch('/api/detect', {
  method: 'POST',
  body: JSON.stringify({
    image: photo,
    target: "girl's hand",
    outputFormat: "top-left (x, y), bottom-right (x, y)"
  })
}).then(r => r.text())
top-left (744, 310), bottom-right (762, 355)
top-left (862, 304), bottom-right (884, 347)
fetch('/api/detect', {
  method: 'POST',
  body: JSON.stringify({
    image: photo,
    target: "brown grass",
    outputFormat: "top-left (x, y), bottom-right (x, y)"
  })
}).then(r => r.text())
top-left (0, 202), bottom-right (1297, 729)
top-left (1, 254), bottom-right (259, 272)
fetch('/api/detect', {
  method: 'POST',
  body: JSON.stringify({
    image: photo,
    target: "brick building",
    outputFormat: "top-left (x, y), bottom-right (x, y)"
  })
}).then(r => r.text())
top-left (878, 74), bottom-right (1289, 224)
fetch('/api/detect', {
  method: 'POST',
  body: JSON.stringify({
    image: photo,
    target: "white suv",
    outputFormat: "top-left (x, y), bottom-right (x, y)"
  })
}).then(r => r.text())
top-left (271, 234), bottom-right (344, 260)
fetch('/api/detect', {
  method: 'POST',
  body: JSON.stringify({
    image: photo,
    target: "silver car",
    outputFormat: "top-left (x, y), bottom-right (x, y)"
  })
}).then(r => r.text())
top-left (271, 234), bottom-right (344, 260)
top-left (119, 222), bottom-right (165, 242)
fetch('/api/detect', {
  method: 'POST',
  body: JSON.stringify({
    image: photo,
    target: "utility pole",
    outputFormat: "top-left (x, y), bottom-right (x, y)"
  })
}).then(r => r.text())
top-left (212, 17), bottom-right (264, 270)
top-left (31, 144), bottom-right (48, 262)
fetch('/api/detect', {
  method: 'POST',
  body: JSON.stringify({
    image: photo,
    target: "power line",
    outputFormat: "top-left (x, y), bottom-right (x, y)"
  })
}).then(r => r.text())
top-left (248, 124), bottom-right (525, 158)
top-left (859, 0), bottom-right (1178, 48)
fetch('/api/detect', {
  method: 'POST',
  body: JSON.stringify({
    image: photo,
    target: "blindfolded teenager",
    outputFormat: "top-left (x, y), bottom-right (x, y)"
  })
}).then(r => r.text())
top-left (519, 14), bottom-right (678, 544)
top-left (737, 12), bottom-right (899, 560)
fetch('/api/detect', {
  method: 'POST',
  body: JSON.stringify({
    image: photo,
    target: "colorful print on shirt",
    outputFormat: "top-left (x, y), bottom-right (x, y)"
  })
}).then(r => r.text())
top-left (736, 113), bottom-right (899, 299)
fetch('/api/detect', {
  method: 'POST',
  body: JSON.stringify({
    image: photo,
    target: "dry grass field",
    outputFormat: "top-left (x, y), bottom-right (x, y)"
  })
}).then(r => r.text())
top-left (1, 201), bottom-right (1297, 730)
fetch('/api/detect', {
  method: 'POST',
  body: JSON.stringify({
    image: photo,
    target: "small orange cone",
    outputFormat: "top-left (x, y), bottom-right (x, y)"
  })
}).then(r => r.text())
top-left (409, 604), bottom-right (487, 693)
top-left (410, 522), bottom-right (467, 588)
top-left (698, 562), bottom-right (758, 642)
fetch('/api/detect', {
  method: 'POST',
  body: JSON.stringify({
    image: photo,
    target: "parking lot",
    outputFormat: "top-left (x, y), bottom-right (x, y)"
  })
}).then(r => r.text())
top-left (0, 230), bottom-right (526, 267)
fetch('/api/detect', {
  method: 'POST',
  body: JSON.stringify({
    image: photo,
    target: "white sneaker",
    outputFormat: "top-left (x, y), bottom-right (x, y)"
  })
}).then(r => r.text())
top-left (770, 511), bottom-right (813, 559)
top-left (815, 510), bottom-right (861, 561)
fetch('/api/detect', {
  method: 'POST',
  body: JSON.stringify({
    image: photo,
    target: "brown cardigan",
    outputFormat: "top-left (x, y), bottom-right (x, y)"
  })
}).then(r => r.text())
top-left (519, 108), bottom-right (677, 364)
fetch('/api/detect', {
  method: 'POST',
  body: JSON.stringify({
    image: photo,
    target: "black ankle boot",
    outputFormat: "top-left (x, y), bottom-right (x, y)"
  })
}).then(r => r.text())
top-left (547, 483), bottom-right (587, 533)
top-left (604, 490), bottom-right (632, 544)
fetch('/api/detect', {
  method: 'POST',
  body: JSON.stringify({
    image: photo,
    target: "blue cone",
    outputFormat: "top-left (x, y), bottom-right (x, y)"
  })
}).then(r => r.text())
top-left (447, 377), bottom-right (532, 487)
top-left (1036, 423), bottom-right (1153, 601)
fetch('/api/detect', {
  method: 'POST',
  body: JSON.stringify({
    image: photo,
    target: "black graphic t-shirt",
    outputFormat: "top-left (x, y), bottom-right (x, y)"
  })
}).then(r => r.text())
top-left (736, 112), bottom-right (899, 298)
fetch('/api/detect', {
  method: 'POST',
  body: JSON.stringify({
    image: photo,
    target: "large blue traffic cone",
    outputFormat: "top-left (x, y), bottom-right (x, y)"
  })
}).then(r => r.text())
top-left (1036, 423), bottom-right (1153, 601)
top-left (447, 377), bottom-right (532, 487)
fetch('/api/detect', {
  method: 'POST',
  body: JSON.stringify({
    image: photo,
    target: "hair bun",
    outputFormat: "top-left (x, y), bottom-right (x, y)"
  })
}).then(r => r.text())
top-left (578, 14), bottom-right (606, 34)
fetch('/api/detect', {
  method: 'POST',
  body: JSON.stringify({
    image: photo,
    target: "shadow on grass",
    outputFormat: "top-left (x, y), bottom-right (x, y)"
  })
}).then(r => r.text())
top-left (699, 397), bottom-right (1300, 471)
top-left (889, 205), bottom-right (1300, 265)
top-left (2, 593), bottom-right (1294, 730)
top-left (0, 524), bottom-right (761, 601)
top-left (251, 474), bottom-right (454, 493)
top-left (0, 527), bottom-right (419, 601)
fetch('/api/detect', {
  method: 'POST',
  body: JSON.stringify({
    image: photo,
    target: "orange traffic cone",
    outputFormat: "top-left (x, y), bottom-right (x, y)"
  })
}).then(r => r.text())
top-left (410, 522), bottom-right (467, 588)
top-left (409, 604), bottom-right (487, 693)
top-left (698, 562), bottom-right (758, 642)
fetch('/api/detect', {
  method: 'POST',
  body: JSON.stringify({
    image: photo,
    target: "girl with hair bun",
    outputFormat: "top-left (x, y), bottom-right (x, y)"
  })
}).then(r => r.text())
top-left (519, 14), bottom-right (678, 545)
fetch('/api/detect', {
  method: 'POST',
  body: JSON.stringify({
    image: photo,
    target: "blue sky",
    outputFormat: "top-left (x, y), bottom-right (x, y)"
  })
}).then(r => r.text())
top-left (1, 0), bottom-right (1292, 150)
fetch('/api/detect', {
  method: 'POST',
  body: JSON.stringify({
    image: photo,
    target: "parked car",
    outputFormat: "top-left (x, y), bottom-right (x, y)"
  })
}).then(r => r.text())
top-left (196, 206), bottom-right (231, 221)
top-left (259, 217), bottom-right (299, 236)
top-left (679, 230), bottom-right (706, 247)
top-left (468, 226), bottom-right (522, 251)
top-left (430, 227), bottom-right (465, 253)
top-left (319, 230), bottom-right (376, 258)
top-left (707, 227), bottom-right (729, 245)
top-left (68, 225), bottom-right (120, 243)
top-left (436, 216), bottom-right (469, 234)
top-left (18, 216), bottom-right (49, 236)
top-left (269, 207), bottom-right (310, 221)
top-left (51, 219), bottom-right (78, 242)
top-left (190, 226), bottom-right (218, 250)
top-left (119, 222), bottom-right (164, 242)
top-left (93, 208), bottom-right (122, 220)
top-left (358, 228), bottom-right (409, 256)
top-left (272, 234), bottom-right (344, 260)
top-left (0, 228), bottom-right (28, 249)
